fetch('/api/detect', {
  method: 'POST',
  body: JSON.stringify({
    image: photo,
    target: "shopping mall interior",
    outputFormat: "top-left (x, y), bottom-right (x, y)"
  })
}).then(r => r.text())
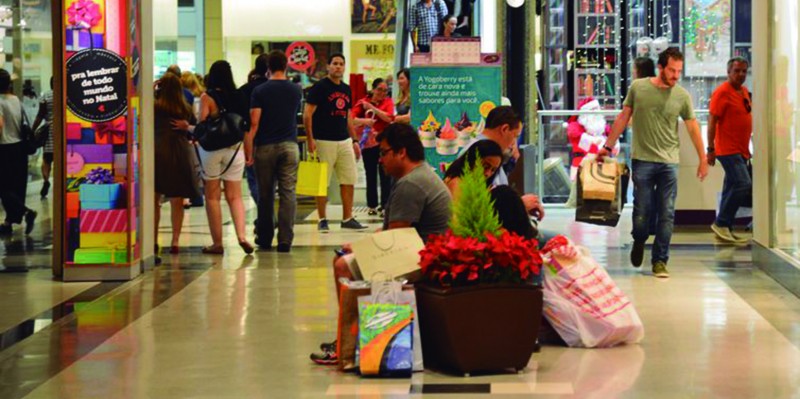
top-left (1, 0), bottom-right (800, 397)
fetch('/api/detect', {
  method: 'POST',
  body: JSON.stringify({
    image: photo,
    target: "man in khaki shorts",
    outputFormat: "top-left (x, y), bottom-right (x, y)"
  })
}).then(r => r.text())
top-left (304, 53), bottom-right (368, 231)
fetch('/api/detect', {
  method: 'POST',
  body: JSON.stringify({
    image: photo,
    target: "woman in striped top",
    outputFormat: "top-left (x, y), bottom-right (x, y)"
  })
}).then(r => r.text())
top-left (33, 77), bottom-right (54, 199)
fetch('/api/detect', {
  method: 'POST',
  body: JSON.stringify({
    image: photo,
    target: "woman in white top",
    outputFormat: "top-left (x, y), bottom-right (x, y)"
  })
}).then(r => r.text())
top-left (0, 69), bottom-right (36, 235)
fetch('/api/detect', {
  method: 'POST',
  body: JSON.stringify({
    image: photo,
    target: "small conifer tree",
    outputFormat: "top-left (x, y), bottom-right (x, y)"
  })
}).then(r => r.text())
top-left (448, 160), bottom-right (502, 240)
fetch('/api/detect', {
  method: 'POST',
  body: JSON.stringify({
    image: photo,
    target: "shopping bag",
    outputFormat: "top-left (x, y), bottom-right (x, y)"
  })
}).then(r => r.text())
top-left (351, 228), bottom-right (424, 281)
top-left (576, 159), bottom-right (628, 227)
top-left (338, 281), bottom-right (423, 372)
top-left (580, 160), bottom-right (619, 201)
top-left (357, 280), bottom-right (414, 377)
top-left (541, 238), bottom-right (644, 348)
top-left (296, 155), bottom-right (328, 197)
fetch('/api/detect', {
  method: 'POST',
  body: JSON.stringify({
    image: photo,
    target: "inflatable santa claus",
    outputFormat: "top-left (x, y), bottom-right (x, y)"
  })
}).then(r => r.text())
top-left (566, 97), bottom-right (619, 180)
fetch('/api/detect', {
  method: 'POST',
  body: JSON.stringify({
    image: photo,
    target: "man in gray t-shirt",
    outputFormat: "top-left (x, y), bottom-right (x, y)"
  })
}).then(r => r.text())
top-left (599, 47), bottom-right (708, 279)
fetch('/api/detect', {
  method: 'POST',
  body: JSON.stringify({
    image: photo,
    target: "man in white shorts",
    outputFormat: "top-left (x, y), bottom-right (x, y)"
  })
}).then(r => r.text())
top-left (304, 53), bottom-right (369, 232)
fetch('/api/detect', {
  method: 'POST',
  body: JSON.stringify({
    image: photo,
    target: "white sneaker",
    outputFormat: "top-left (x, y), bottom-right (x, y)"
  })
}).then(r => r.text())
top-left (711, 223), bottom-right (737, 242)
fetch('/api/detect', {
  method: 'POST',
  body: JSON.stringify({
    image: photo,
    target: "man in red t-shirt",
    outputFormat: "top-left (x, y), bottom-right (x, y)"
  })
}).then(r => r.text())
top-left (707, 57), bottom-right (752, 243)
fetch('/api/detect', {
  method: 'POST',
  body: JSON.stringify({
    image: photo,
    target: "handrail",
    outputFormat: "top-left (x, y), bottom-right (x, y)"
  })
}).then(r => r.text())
top-left (537, 109), bottom-right (710, 117)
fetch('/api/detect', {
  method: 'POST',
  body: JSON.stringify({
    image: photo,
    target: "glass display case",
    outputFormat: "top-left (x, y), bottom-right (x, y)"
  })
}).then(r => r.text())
top-left (573, 0), bottom-right (621, 109)
top-left (543, 0), bottom-right (568, 111)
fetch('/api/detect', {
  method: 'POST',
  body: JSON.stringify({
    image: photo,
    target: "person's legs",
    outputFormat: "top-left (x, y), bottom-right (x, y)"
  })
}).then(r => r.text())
top-left (315, 140), bottom-right (339, 223)
top-left (630, 160), bottom-right (657, 267)
top-left (651, 163), bottom-right (679, 265)
top-left (204, 179), bottom-right (223, 248)
top-left (715, 154), bottom-right (752, 229)
top-left (245, 165), bottom-right (259, 205)
top-left (154, 192), bottom-right (162, 246)
top-left (335, 139), bottom-right (359, 222)
top-left (41, 153), bottom-right (53, 198)
top-left (169, 198), bottom-right (185, 247)
top-left (341, 184), bottom-right (355, 220)
top-left (223, 179), bottom-right (248, 243)
top-left (362, 146), bottom-right (379, 209)
top-left (276, 142), bottom-right (299, 248)
top-left (255, 145), bottom-right (278, 247)
top-left (333, 253), bottom-right (356, 302)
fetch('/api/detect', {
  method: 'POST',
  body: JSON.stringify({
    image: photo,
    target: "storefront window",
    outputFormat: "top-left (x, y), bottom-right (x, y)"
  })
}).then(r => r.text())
top-left (771, 1), bottom-right (800, 260)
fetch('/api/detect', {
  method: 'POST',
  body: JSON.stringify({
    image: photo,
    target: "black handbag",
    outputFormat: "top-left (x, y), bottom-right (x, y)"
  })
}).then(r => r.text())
top-left (193, 91), bottom-right (246, 151)
top-left (20, 109), bottom-right (39, 155)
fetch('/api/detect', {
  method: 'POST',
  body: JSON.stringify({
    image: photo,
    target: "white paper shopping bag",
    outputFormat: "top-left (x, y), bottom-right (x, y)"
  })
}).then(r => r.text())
top-left (351, 228), bottom-right (424, 280)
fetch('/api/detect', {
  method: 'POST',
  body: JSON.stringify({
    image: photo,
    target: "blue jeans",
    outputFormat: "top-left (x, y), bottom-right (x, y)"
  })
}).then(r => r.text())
top-left (631, 160), bottom-right (678, 264)
top-left (715, 154), bottom-right (752, 228)
top-left (245, 165), bottom-right (259, 205)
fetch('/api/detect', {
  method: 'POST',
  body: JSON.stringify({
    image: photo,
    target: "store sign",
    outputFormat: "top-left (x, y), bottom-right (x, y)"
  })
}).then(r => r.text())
top-left (286, 41), bottom-right (316, 73)
top-left (66, 48), bottom-right (128, 123)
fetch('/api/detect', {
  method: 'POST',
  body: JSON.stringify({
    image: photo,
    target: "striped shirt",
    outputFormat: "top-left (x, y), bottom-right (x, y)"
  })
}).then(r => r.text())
top-left (410, 0), bottom-right (448, 47)
top-left (40, 91), bottom-right (54, 153)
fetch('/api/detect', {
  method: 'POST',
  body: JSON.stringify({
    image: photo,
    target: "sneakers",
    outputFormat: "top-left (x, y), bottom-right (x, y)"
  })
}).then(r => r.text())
top-left (24, 210), bottom-right (37, 236)
top-left (652, 261), bottom-right (670, 278)
top-left (318, 219), bottom-right (330, 233)
top-left (341, 218), bottom-right (368, 230)
top-left (712, 223), bottom-right (749, 243)
top-left (0, 223), bottom-right (11, 236)
top-left (630, 240), bottom-right (645, 267)
top-left (367, 208), bottom-right (378, 216)
top-left (277, 243), bottom-right (291, 253)
top-left (310, 349), bottom-right (339, 365)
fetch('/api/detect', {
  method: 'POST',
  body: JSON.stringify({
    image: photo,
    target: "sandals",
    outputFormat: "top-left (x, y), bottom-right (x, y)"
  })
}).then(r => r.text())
top-left (201, 245), bottom-right (224, 255)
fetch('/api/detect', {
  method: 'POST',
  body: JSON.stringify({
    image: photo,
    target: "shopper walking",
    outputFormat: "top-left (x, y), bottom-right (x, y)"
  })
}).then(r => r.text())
top-left (599, 47), bottom-right (709, 278)
top-left (33, 77), bottom-right (54, 199)
top-left (708, 57), bottom-right (752, 243)
top-left (409, 0), bottom-right (448, 52)
top-left (153, 74), bottom-right (198, 254)
top-left (0, 69), bottom-right (36, 235)
top-left (239, 53), bottom-right (271, 208)
top-left (193, 60), bottom-right (254, 254)
top-left (244, 50), bottom-right (302, 252)
top-left (352, 78), bottom-right (394, 215)
top-left (304, 53), bottom-right (368, 232)
top-left (394, 68), bottom-right (411, 125)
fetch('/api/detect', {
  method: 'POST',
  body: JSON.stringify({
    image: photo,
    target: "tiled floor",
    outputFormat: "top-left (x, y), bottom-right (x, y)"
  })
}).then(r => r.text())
top-left (2, 181), bottom-right (799, 398)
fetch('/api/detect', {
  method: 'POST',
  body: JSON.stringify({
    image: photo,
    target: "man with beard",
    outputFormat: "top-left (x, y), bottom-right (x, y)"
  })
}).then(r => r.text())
top-left (598, 47), bottom-right (708, 279)
top-left (566, 97), bottom-right (619, 181)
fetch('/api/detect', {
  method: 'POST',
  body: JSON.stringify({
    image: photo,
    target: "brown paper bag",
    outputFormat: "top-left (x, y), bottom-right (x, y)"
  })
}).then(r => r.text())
top-left (581, 160), bottom-right (618, 201)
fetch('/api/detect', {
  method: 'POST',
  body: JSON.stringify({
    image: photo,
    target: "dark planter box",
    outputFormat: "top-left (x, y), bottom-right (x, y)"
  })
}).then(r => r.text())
top-left (416, 283), bottom-right (543, 376)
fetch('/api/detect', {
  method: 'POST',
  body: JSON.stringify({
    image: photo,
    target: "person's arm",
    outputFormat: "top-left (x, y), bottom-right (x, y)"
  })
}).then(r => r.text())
top-left (32, 100), bottom-right (46, 131)
top-left (348, 111), bottom-right (361, 161)
top-left (303, 103), bottom-right (317, 154)
top-left (199, 93), bottom-right (212, 122)
top-left (367, 99), bottom-right (394, 123)
top-left (706, 114), bottom-right (718, 166)
top-left (394, 109), bottom-right (411, 124)
top-left (245, 107), bottom-right (261, 166)
top-left (598, 105), bottom-right (633, 159)
top-left (444, 177), bottom-right (462, 201)
top-left (388, 221), bottom-right (414, 230)
top-left (685, 118), bottom-right (709, 181)
top-left (409, 6), bottom-right (419, 51)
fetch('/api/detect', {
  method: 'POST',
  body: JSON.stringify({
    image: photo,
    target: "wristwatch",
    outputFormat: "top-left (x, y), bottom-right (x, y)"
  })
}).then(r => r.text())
top-left (603, 144), bottom-right (613, 152)
top-left (707, 147), bottom-right (715, 152)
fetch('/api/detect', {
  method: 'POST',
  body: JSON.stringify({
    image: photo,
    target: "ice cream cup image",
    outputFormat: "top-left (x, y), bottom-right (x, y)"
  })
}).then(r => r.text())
top-left (436, 117), bottom-right (458, 155)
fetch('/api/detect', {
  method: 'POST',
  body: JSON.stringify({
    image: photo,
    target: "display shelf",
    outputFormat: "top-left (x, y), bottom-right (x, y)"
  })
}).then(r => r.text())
top-left (573, 0), bottom-right (621, 109)
top-left (543, 0), bottom-right (570, 111)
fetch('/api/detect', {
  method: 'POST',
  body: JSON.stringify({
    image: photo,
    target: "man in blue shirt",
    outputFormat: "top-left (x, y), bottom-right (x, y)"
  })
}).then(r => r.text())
top-left (409, 0), bottom-right (448, 52)
top-left (244, 50), bottom-right (303, 252)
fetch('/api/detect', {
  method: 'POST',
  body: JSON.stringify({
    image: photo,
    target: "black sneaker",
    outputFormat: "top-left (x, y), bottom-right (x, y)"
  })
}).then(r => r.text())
top-left (320, 340), bottom-right (337, 353)
top-left (341, 218), bottom-right (368, 230)
top-left (40, 181), bottom-right (50, 199)
top-left (24, 211), bottom-right (37, 236)
top-left (310, 350), bottom-right (339, 365)
top-left (277, 243), bottom-right (291, 253)
top-left (630, 240), bottom-right (645, 268)
top-left (0, 223), bottom-right (11, 235)
top-left (318, 219), bottom-right (330, 233)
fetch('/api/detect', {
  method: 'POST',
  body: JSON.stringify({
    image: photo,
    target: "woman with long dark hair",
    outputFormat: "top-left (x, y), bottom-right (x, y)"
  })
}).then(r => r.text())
top-left (154, 73), bottom-right (198, 254)
top-left (0, 69), bottom-right (35, 235)
top-left (352, 78), bottom-right (394, 215)
top-left (443, 140), bottom-right (504, 197)
top-left (394, 68), bottom-right (411, 125)
top-left (191, 60), bottom-right (253, 254)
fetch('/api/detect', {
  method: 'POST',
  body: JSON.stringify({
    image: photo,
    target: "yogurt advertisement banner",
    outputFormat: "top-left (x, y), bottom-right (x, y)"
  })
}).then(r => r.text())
top-left (411, 65), bottom-right (501, 176)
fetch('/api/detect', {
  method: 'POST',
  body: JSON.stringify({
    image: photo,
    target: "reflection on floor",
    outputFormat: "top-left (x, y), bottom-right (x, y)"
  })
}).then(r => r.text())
top-left (1, 183), bottom-right (799, 398)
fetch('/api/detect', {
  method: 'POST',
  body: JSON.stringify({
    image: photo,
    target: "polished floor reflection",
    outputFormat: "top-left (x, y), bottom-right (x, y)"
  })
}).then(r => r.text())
top-left (2, 181), bottom-right (799, 398)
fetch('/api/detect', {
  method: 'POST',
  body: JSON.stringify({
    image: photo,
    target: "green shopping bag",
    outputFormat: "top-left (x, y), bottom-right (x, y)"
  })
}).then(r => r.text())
top-left (296, 154), bottom-right (328, 197)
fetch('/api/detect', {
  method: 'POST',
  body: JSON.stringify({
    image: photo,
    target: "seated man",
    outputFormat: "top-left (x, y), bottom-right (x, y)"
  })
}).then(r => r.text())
top-left (311, 122), bottom-right (452, 365)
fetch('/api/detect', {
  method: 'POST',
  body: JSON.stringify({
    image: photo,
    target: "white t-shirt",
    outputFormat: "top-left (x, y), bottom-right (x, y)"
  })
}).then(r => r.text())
top-left (0, 95), bottom-right (22, 145)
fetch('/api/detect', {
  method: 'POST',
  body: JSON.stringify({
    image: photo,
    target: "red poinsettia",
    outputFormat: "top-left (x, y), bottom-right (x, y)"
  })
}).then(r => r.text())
top-left (419, 229), bottom-right (542, 287)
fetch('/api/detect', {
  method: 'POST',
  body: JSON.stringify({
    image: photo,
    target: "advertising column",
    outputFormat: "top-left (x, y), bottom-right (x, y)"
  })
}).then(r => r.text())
top-left (411, 38), bottom-right (502, 176)
top-left (61, 0), bottom-right (143, 281)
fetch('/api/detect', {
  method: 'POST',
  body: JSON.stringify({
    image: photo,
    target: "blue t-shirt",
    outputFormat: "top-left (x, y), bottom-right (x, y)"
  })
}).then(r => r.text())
top-left (251, 80), bottom-right (303, 146)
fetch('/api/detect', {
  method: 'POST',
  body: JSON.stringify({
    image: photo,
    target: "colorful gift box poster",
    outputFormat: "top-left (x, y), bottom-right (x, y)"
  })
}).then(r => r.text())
top-left (74, 248), bottom-right (123, 265)
top-left (79, 183), bottom-right (122, 209)
top-left (65, 0), bottom-right (106, 34)
top-left (93, 117), bottom-right (126, 145)
top-left (67, 110), bottom-right (93, 128)
top-left (67, 192), bottom-right (81, 218)
top-left (69, 144), bottom-right (113, 164)
top-left (68, 163), bottom-right (112, 179)
top-left (80, 232), bottom-right (127, 249)
top-left (80, 209), bottom-right (128, 233)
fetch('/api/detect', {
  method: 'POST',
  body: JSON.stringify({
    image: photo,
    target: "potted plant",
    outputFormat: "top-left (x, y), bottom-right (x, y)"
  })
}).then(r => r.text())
top-left (415, 161), bottom-right (544, 376)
